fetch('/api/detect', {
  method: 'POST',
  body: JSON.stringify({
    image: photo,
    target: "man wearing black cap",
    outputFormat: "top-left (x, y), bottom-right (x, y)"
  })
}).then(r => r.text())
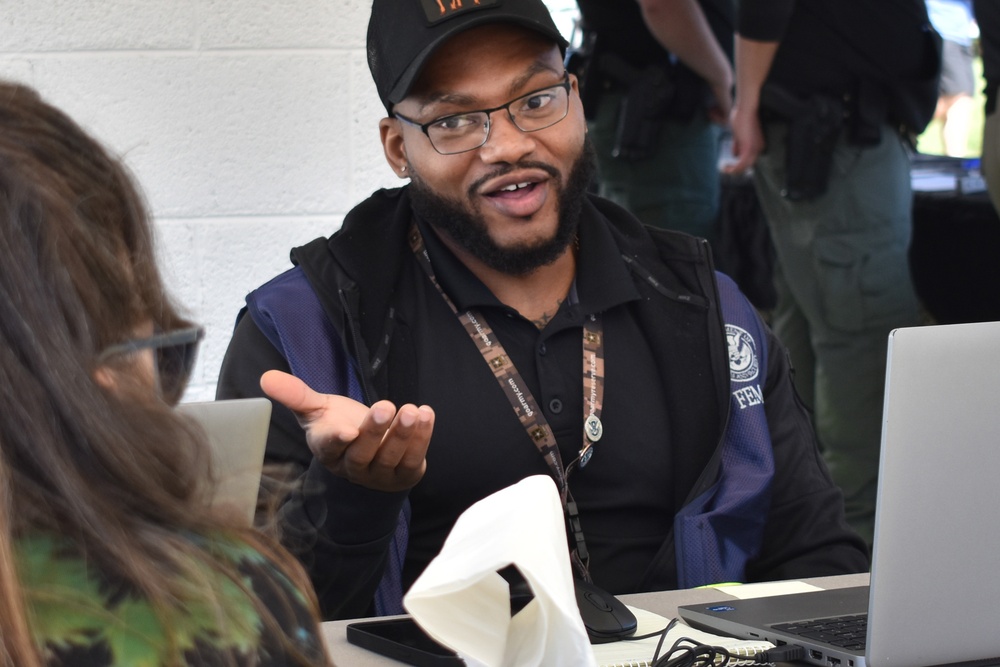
top-left (218, 0), bottom-right (869, 621)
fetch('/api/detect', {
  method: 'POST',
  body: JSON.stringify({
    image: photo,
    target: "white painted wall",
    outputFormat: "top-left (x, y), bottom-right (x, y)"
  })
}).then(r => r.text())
top-left (0, 1), bottom-right (578, 401)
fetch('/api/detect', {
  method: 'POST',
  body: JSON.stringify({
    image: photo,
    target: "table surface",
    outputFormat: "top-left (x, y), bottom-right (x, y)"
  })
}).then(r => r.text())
top-left (320, 572), bottom-right (871, 666)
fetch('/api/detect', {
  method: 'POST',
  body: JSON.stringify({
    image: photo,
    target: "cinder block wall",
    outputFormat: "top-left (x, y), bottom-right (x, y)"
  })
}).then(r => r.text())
top-left (0, 1), bottom-right (578, 401)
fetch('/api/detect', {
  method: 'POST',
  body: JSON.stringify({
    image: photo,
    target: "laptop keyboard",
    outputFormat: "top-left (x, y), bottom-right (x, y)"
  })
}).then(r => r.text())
top-left (772, 614), bottom-right (868, 651)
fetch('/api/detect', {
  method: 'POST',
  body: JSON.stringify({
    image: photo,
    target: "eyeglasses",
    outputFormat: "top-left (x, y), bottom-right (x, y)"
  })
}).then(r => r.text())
top-left (97, 326), bottom-right (204, 404)
top-left (394, 72), bottom-right (572, 155)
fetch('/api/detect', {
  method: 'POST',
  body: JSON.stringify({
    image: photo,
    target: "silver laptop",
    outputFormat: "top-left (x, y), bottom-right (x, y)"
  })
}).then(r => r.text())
top-left (176, 398), bottom-right (271, 525)
top-left (679, 321), bottom-right (1000, 667)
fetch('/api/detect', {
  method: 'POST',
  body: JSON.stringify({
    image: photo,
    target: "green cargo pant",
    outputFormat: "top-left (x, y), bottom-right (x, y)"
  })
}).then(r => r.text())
top-left (753, 121), bottom-right (922, 545)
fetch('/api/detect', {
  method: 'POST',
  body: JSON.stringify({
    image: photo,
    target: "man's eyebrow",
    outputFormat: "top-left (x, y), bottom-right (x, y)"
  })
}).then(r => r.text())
top-left (505, 61), bottom-right (562, 98)
top-left (414, 91), bottom-right (479, 114)
top-left (413, 61), bottom-right (563, 116)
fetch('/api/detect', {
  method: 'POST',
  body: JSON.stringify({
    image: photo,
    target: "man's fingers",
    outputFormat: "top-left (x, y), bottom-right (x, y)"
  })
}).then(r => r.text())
top-left (340, 403), bottom-right (434, 491)
top-left (405, 405), bottom-right (435, 466)
top-left (257, 374), bottom-right (432, 491)
top-left (342, 401), bottom-right (402, 465)
top-left (261, 370), bottom-right (370, 424)
top-left (260, 370), bottom-right (323, 414)
top-left (261, 370), bottom-right (377, 469)
top-left (372, 405), bottom-right (434, 469)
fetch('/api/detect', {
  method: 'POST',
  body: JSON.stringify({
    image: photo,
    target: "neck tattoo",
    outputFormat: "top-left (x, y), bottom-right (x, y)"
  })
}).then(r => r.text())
top-left (531, 297), bottom-right (564, 329)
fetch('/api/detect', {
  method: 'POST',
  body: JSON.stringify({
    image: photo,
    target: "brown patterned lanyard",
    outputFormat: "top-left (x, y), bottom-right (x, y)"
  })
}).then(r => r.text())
top-left (409, 223), bottom-right (605, 581)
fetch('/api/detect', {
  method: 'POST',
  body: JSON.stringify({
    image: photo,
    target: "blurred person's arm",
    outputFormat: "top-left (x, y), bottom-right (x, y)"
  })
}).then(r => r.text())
top-left (726, 35), bottom-right (779, 173)
top-left (637, 0), bottom-right (733, 121)
top-left (726, 0), bottom-right (794, 172)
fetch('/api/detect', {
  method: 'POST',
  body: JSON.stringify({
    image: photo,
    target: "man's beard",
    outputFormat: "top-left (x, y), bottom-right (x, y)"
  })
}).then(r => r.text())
top-left (408, 138), bottom-right (597, 276)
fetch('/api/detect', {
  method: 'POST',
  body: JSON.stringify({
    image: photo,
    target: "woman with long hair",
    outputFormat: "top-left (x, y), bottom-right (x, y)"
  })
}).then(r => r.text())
top-left (0, 81), bottom-right (330, 666)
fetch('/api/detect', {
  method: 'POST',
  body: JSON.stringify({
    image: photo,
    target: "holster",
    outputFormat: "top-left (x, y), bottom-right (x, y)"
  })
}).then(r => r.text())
top-left (569, 30), bottom-right (676, 162)
top-left (599, 53), bottom-right (675, 161)
top-left (761, 84), bottom-right (846, 201)
top-left (570, 25), bottom-right (709, 162)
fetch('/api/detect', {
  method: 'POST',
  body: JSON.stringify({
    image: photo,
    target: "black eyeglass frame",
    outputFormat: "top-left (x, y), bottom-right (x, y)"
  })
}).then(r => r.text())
top-left (393, 72), bottom-right (572, 155)
top-left (96, 326), bottom-right (204, 402)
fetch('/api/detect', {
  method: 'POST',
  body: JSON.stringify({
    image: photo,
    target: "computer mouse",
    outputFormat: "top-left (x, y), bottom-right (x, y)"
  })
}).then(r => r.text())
top-left (574, 578), bottom-right (638, 644)
top-left (499, 565), bottom-right (536, 615)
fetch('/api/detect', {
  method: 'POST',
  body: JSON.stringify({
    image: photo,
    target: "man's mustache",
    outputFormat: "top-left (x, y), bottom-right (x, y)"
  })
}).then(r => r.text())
top-left (467, 161), bottom-right (561, 197)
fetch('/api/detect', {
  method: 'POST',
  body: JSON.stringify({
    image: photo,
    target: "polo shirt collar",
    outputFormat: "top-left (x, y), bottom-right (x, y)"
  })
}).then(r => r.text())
top-left (413, 205), bottom-right (640, 316)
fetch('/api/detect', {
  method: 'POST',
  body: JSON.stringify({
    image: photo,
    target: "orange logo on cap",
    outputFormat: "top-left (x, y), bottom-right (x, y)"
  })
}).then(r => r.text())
top-left (420, 0), bottom-right (495, 24)
top-left (436, 0), bottom-right (481, 15)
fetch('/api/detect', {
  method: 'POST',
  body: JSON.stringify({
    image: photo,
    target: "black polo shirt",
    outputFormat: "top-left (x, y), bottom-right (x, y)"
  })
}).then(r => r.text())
top-left (390, 206), bottom-right (674, 595)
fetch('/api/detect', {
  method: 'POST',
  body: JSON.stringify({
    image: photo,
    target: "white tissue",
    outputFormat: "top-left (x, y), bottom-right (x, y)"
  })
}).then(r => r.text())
top-left (403, 475), bottom-right (597, 667)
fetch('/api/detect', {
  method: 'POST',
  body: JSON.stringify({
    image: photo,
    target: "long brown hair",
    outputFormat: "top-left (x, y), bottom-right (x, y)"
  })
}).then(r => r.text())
top-left (0, 82), bottom-right (327, 666)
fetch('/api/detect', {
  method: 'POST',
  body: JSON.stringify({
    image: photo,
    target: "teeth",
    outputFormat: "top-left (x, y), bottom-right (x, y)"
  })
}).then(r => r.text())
top-left (500, 182), bottom-right (531, 192)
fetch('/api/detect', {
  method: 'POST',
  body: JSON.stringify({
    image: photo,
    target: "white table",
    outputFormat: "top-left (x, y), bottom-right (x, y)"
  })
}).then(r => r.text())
top-left (320, 572), bottom-right (871, 665)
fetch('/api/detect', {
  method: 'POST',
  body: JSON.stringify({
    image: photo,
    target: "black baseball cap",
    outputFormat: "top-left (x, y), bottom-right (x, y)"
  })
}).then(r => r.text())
top-left (367, 0), bottom-right (569, 113)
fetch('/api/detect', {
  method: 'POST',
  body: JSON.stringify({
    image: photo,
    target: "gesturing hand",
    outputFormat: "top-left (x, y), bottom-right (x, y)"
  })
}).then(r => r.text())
top-left (260, 370), bottom-right (435, 492)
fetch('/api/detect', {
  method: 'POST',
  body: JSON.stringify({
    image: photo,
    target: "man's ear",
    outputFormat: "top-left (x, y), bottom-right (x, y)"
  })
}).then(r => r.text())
top-left (380, 118), bottom-right (410, 179)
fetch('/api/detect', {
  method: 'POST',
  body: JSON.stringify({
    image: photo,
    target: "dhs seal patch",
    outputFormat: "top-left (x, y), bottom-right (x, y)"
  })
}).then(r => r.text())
top-left (726, 324), bottom-right (759, 383)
